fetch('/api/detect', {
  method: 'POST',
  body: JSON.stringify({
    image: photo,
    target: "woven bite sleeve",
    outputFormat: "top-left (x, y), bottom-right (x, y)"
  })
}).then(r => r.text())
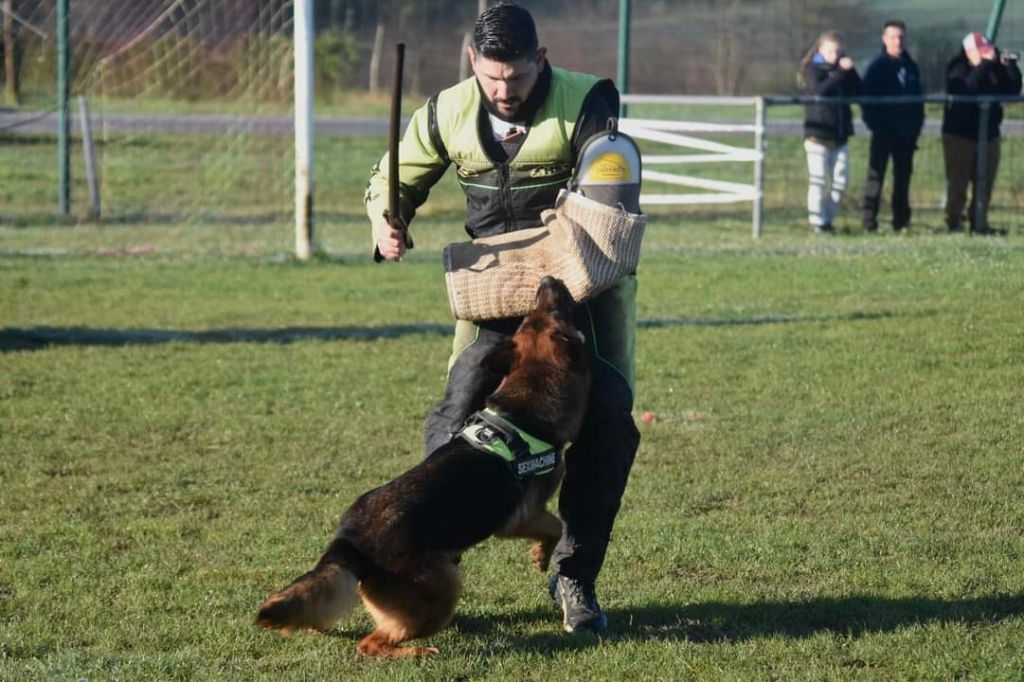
top-left (443, 191), bottom-right (646, 321)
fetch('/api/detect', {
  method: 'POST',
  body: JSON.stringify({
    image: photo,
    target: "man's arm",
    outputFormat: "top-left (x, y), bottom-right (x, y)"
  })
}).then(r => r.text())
top-left (994, 56), bottom-right (1023, 94)
top-left (910, 61), bottom-right (926, 136)
top-left (861, 59), bottom-right (881, 130)
top-left (953, 59), bottom-right (996, 94)
top-left (364, 97), bottom-right (451, 259)
top-left (571, 79), bottom-right (620, 161)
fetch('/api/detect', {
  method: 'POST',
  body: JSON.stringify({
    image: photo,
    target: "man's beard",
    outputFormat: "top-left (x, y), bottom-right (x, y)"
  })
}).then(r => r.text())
top-left (483, 96), bottom-right (523, 122)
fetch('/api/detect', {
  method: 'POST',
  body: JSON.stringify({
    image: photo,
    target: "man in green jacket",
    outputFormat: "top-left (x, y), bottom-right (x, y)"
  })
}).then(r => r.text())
top-left (365, 1), bottom-right (639, 634)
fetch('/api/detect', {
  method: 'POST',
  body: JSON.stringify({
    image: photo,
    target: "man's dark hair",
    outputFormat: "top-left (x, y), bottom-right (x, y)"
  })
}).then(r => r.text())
top-left (473, 2), bottom-right (539, 62)
top-left (883, 20), bottom-right (907, 32)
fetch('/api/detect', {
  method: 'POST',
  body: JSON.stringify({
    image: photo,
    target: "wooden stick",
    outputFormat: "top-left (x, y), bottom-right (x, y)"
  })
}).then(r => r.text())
top-left (375, 42), bottom-right (410, 262)
top-left (388, 43), bottom-right (404, 226)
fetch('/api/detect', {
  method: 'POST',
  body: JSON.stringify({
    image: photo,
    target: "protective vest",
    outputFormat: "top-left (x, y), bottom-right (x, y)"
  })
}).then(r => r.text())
top-left (431, 67), bottom-right (600, 238)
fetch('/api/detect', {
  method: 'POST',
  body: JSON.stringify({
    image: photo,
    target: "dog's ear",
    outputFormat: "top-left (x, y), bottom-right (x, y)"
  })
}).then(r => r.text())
top-left (481, 339), bottom-right (517, 375)
top-left (555, 329), bottom-right (585, 346)
top-left (557, 325), bottom-right (589, 364)
top-left (555, 328), bottom-right (587, 365)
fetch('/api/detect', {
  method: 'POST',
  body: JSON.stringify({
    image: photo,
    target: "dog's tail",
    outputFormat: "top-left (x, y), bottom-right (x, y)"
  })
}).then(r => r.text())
top-left (256, 538), bottom-right (361, 635)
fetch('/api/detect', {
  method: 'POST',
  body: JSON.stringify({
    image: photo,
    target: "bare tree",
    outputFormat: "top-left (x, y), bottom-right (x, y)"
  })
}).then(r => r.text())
top-left (368, 19), bottom-right (384, 93)
top-left (458, 0), bottom-right (487, 81)
top-left (2, 0), bottom-right (18, 105)
top-left (712, 0), bottom-right (745, 95)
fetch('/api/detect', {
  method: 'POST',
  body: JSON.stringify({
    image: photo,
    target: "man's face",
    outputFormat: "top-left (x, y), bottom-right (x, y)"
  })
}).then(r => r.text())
top-left (469, 47), bottom-right (547, 119)
top-left (882, 26), bottom-right (905, 59)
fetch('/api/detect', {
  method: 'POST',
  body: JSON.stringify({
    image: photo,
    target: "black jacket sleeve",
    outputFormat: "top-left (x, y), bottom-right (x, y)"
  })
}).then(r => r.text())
top-left (995, 57), bottom-right (1023, 94)
top-left (951, 57), bottom-right (1004, 94)
top-left (861, 60), bottom-right (882, 130)
top-left (571, 79), bottom-right (620, 162)
top-left (804, 64), bottom-right (846, 96)
top-left (845, 68), bottom-right (864, 95)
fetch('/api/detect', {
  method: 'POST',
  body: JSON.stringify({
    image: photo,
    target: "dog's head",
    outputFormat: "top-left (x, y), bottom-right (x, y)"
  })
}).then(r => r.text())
top-left (483, 277), bottom-right (592, 444)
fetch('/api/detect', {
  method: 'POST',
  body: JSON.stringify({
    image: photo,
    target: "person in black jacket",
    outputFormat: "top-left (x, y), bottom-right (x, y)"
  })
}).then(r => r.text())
top-left (860, 21), bottom-right (924, 232)
top-left (799, 31), bottom-right (863, 233)
top-left (941, 32), bottom-right (1023, 233)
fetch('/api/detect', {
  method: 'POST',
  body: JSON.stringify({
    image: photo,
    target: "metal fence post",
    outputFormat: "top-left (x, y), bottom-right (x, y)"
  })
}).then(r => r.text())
top-left (617, 0), bottom-right (632, 118)
top-left (78, 96), bottom-right (101, 220)
top-left (974, 101), bottom-right (991, 234)
top-left (294, 0), bottom-right (314, 260)
top-left (753, 96), bottom-right (765, 238)
top-left (57, 0), bottom-right (70, 216)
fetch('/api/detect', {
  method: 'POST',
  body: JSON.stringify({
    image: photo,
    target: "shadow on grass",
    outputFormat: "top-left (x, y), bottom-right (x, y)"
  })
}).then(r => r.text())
top-left (0, 209), bottom-right (369, 229)
top-left (0, 324), bottom-right (454, 351)
top-left (638, 309), bottom-right (906, 329)
top-left (1, 310), bottom-right (911, 352)
top-left (451, 593), bottom-right (1024, 652)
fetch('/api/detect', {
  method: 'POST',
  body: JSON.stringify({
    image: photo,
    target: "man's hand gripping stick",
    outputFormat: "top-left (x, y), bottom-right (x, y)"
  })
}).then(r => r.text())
top-left (374, 42), bottom-right (414, 263)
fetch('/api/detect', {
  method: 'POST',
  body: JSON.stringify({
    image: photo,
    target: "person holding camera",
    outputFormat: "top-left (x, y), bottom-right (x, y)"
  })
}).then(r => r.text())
top-left (799, 31), bottom-right (863, 234)
top-left (941, 32), bottom-right (1022, 234)
top-left (860, 20), bottom-right (924, 233)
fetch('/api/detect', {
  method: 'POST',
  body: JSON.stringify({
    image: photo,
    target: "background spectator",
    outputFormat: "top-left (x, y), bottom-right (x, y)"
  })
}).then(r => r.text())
top-left (941, 32), bottom-right (1023, 234)
top-left (799, 30), bottom-right (863, 234)
top-left (861, 20), bottom-right (924, 233)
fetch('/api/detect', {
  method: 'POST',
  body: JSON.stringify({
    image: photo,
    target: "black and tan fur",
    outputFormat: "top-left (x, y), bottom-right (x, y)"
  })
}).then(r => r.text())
top-left (256, 277), bottom-right (592, 658)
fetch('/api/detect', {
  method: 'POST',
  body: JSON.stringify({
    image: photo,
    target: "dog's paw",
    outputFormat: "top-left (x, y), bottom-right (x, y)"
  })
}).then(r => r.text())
top-left (357, 641), bottom-right (441, 658)
top-left (529, 541), bottom-right (554, 572)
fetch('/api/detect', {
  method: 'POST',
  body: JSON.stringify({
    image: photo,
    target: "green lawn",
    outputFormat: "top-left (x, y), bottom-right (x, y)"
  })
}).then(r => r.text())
top-left (2, 127), bottom-right (1024, 679)
top-left (3, 222), bottom-right (1024, 679)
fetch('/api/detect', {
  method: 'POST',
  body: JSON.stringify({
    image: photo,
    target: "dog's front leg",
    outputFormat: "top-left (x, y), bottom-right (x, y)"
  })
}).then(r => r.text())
top-left (499, 509), bottom-right (564, 572)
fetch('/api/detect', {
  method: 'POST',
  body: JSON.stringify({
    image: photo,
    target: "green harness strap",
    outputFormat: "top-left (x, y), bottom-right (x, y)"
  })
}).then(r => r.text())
top-left (458, 408), bottom-right (566, 479)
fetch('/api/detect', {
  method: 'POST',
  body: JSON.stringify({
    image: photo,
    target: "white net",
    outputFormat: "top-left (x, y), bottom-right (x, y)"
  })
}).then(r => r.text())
top-left (82, 0), bottom-right (295, 226)
top-left (2, 0), bottom-right (296, 228)
top-left (2, 0), bottom-right (1023, 239)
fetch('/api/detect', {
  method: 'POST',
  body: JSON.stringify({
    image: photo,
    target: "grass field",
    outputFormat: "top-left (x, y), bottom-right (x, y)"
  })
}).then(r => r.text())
top-left (3, 128), bottom-right (1024, 679)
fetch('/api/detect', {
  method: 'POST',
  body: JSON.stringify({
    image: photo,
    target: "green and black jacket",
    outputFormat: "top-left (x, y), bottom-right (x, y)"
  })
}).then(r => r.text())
top-left (365, 63), bottom-right (619, 239)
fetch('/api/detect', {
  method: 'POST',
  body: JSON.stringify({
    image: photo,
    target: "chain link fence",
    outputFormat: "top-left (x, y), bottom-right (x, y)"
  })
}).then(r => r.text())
top-left (1, 1), bottom-right (1022, 239)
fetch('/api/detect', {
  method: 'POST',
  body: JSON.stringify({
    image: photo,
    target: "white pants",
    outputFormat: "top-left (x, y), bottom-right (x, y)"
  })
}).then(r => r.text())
top-left (804, 139), bottom-right (849, 227)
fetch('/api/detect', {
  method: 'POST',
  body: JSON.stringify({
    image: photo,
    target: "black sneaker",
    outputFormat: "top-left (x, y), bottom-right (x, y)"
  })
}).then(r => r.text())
top-left (972, 226), bottom-right (1006, 236)
top-left (549, 574), bottom-right (608, 633)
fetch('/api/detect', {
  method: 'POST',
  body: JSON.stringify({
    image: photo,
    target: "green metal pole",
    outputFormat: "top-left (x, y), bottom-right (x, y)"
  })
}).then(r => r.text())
top-left (986, 0), bottom-right (1007, 42)
top-left (617, 0), bottom-right (631, 118)
top-left (57, 0), bottom-right (70, 216)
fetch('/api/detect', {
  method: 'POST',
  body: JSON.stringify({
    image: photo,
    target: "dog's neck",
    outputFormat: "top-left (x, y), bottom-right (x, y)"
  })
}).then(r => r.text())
top-left (485, 365), bottom-right (588, 447)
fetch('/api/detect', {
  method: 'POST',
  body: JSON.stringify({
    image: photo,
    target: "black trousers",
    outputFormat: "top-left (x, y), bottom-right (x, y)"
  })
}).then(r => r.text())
top-left (862, 134), bottom-right (917, 231)
top-left (424, 278), bottom-right (640, 585)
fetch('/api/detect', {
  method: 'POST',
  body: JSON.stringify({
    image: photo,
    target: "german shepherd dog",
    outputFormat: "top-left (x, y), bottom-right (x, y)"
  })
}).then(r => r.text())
top-left (256, 276), bottom-right (592, 657)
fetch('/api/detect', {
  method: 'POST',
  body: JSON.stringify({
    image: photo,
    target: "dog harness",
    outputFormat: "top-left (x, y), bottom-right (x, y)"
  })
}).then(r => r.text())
top-left (458, 408), bottom-right (565, 479)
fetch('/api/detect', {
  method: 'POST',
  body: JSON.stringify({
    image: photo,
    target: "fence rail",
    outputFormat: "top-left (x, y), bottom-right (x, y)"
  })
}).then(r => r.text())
top-left (622, 93), bottom-right (1024, 237)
